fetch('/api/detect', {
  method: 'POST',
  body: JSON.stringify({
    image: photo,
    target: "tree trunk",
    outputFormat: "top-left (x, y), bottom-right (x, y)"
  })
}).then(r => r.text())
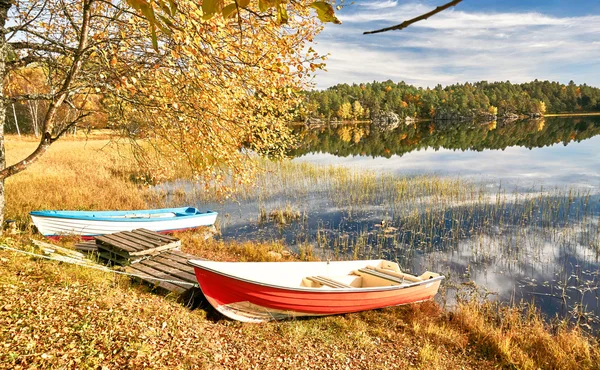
top-left (0, 0), bottom-right (93, 235)
top-left (0, 0), bottom-right (11, 234)
top-left (12, 104), bottom-right (21, 136)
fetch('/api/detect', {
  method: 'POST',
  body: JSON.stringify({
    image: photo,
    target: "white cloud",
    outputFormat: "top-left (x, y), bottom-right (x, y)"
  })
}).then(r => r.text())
top-left (312, 2), bottom-right (600, 89)
top-left (359, 0), bottom-right (399, 10)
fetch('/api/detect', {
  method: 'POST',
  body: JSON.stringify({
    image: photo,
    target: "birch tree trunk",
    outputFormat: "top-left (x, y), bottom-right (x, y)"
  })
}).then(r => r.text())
top-left (12, 104), bottom-right (21, 136)
top-left (0, 0), bottom-right (11, 234)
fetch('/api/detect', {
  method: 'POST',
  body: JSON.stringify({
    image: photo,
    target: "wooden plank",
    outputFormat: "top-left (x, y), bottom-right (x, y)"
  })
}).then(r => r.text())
top-left (134, 228), bottom-right (179, 242)
top-left (75, 243), bottom-right (98, 253)
top-left (128, 240), bottom-right (181, 257)
top-left (126, 265), bottom-right (186, 294)
top-left (130, 230), bottom-right (172, 245)
top-left (368, 266), bottom-right (423, 283)
top-left (96, 243), bottom-right (132, 260)
top-left (121, 231), bottom-right (164, 247)
top-left (168, 250), bottom-right (203, 261)
top-left (307, 276), bottom-right (352, 289)
top-left (95, 235), bottom-right (138, 253)
top-left (140, 228), bottom-right (180, 242)
top-left (358, 268), bottom-right (404, 284)
top-left (126, 263), bottom-right (189, 288)
top-left (75, 240), bottom-right (98, 252)
top-left (159, 251), bottom-right (193, 265)
top-left (131, 228), bottom-right (171, 241)
top-left (127, 263), bottom-right (190, 291)
top-left (139, 259), bottom-right (197, 283)
top-left (102, 233), bottom-right (149, 252)
top-left (31, 239), bottom-right (86, 259)
top-left (168, 250), bottom-right (198, 258)
top-left (98, 251), bottom-right (130, 265)
top-left (150, 255), bottom-right (194, 274)
top-left (114, 232), bottom-right (160, 250)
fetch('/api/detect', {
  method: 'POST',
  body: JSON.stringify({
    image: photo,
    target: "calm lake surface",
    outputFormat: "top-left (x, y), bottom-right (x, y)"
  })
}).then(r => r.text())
top-left (291, 116), bottom-right (600, 191)
top-left (164, 116), bottom-right (600, 329)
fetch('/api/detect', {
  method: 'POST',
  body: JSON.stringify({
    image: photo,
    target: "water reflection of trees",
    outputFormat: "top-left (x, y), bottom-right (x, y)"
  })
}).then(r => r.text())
top-left (289, 117), bottom-right (600, 158)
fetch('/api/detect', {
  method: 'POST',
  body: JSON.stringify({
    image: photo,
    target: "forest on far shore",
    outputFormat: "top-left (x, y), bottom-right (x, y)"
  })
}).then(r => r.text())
top-left (298, 80), bottom-right (600, 122)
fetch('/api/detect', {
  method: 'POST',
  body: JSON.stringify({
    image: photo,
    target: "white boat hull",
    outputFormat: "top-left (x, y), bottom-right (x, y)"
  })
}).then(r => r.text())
top-left (31, 213), bottom-right (217, 237)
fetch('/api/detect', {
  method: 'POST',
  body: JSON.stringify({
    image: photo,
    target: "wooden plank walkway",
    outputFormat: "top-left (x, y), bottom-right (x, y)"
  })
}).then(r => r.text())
top-left (73, 229), bottom-right (205, 297)
top-left (91, 228), bottom-right (181, 265)
top-left (125, 250), bottom-right (203, 295)
top-left (74, 240), bottom-right (98, 253)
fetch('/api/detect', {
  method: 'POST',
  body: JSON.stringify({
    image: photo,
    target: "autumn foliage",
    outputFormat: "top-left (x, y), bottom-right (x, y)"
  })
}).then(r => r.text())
top-left (3, 0), bottom-right (325, 196)
top-left (107, 1), bottom-right (325, 189)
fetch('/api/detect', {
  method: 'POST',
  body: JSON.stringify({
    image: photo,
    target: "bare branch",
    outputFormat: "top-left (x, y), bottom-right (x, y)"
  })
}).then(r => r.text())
top-left (6, 55), bottom-right (46, 70)
top-left (1, 93), bottom-right (55, 102)
top-left (0, 0), bottom-right (96, 182)
top-left (5, 1), bottom-right (48, 37)
top-left (52, 112), bottom-right (93, 141)
top-left (59, 0), bottom-right (80, 35)
top-left (364, 0), bottom-right (463, 35)
top-left (0, 133), bottom-right (53, 180)
top-left (9, 41), bottom-right (73, 54)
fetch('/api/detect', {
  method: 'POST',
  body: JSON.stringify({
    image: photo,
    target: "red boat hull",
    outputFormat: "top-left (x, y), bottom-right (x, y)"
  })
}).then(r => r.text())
top-left (193, 265), bottom-right (442, 322)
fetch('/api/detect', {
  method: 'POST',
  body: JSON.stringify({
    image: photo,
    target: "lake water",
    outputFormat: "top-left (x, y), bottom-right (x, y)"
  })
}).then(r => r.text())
top-left (290, 117), bottom-right (600, 191)
top-left (163, 116), bottom-right (600, 330)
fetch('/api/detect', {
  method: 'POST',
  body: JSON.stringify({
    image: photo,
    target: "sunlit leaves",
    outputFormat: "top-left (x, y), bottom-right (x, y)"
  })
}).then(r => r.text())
top-left (201, 0), bottom-right (224, 19)
top-left (258, 0), bottom-right (278, 12)
top-left (126, 0), bottom-right (342, 47)
top-left (222, 3), bottom-right (238, 19)
top-left (309, 1), bottom-right (341, 24)
top-left (105, 0), bottom-right (326, 194)
top-left (276, 2), bottom-right (289, 24)
top-left (126, 0), bottom-right (159, 49)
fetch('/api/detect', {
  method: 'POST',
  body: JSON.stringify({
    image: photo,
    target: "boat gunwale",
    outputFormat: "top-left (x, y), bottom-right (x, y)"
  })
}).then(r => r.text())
top-left (188, 260), bottom-right (445, 294)
top-left (30, 208), bottom-right (217, 222)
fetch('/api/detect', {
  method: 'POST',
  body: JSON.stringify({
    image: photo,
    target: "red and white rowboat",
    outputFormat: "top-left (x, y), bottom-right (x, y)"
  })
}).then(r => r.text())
top-left (188, 259), bottom-right (444, 322)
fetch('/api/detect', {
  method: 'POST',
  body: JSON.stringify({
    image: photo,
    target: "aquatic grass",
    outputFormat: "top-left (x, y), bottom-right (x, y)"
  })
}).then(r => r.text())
top-left (170, 157), bottom-right (600, 329)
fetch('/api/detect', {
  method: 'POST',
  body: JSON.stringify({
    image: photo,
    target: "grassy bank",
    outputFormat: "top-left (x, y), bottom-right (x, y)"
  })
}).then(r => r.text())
top-left (1, 243), bottom-right (598, 369)
top-left (1, 136), bottom-right (599, 369)
top-left (5, 136), bottom-right (152, 226)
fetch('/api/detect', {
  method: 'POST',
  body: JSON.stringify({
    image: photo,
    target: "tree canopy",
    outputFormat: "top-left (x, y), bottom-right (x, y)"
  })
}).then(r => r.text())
top-left (0, 0), bottom-right (330, 229)
top-left (300, 80), bottom-right (600, 122)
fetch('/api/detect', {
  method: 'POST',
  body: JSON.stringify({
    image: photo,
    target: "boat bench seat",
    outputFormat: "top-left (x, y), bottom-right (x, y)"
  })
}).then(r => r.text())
top-left (306, 276), bottom-right (352, 289)
top-left (357, 268), bottom-right (406, 284)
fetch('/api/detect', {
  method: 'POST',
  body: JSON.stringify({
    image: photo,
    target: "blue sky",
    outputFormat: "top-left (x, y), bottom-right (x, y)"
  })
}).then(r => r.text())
top-left (311, 0), bottom-right (600, 89)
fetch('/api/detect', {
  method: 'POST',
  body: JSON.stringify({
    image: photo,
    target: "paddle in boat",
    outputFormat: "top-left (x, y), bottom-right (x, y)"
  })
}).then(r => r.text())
top-left (30, 207), bottom-right (217, 238)
top-left (188, 259), bottom-right (444, 322)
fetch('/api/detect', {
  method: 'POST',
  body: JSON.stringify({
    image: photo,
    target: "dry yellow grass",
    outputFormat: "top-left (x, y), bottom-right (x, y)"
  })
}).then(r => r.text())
top-left (2, 247), bottom-right (598, 369)
top-left (4, 135), bottom-right (154, 226)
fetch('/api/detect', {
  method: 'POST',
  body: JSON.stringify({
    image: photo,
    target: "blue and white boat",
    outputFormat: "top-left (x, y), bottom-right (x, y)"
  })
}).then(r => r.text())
top-left (30, 207), bottom-right (218, 238)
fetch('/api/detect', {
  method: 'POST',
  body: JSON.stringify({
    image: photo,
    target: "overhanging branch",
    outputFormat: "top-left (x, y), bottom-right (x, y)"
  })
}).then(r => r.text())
top-left (2, 93), bottom-right (55, 102)
top-left (364, 0), bottom-right (463, 35)
top-left (52, 111), bottom-right (94, 140)
top-left (9, 41), bottom-right (73, 54)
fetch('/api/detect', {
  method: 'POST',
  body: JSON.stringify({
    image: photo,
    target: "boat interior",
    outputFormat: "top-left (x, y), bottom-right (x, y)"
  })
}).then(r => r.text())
top-left (189, 259), bottom-right (441, 290)
top-left (300, 260), bottom-right (440, 289)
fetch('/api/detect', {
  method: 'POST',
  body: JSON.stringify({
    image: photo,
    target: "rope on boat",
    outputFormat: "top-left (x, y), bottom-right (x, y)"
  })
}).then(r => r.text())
top-left (0, 244), bottom-right (199, 287)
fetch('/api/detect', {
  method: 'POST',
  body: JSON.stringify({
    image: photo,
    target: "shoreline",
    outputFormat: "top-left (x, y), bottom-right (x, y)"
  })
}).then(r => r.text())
top-left (545, 112), bottom-right (600, 117)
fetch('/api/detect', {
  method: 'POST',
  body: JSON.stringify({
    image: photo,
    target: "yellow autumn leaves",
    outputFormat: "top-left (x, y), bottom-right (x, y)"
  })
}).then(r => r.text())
top-left (108, 0), bottom-right (326, 194)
